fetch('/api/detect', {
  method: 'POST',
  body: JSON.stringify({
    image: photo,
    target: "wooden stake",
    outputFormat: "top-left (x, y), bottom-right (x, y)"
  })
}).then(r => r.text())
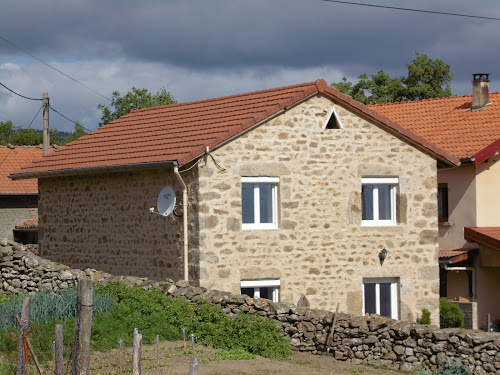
top-left (16, 298), bottom-right (31, 375)
top-left (71, 278), bottom-right (93, 375)
top-left (54, 325), bottom-right (64, 375)
top-left (132, 332), bottom-right (142, 375)
top-left (188, 358), bottom-right (199, 375)
top-left (15, 315), bottom-right (43, 375)
top-left (326, 303), bottom-right (340, 355)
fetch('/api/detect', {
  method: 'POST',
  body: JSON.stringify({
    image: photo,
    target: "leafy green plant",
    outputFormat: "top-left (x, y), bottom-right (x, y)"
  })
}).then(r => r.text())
top-left (413, 357), bottom-right (471, 374)
top-left (440, 298), bottom-right (464, 328)
top-left (0, 288), bottom-right (114, 332)
top-left (419, 308), bottom-right (431, 324)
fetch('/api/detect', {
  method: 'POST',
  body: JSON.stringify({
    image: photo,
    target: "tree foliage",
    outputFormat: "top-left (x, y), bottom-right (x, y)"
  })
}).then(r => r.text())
top-left (330, 52), bottom-right (453, 104)
top-left (0, 120), bottom-right (87, 146)
top-left (97, 87), bottom-right (177, 126)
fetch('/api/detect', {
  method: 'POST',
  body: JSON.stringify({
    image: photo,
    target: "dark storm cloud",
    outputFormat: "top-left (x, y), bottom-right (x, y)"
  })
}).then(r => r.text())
top-left (2, 0), bottom-right (499, 80)
top-left (1, 0), bottom-right (500, 133)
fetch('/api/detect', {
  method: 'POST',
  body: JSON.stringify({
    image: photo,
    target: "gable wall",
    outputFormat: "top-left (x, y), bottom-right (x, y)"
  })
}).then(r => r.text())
top-left (195, 94), bottom-right (440, 324)
top-left (37, 167), bottom-right (200, 281)
top-left (0, 195), bottom-right (38, 240)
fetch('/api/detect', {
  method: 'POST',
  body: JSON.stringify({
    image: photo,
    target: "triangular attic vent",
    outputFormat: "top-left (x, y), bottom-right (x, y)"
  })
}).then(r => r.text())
top-left (324, 107), bottom-right (343, 129)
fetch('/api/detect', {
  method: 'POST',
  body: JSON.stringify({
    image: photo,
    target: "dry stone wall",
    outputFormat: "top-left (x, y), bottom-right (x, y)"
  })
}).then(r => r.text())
top-left (1, 240), bottom-right (499, 374)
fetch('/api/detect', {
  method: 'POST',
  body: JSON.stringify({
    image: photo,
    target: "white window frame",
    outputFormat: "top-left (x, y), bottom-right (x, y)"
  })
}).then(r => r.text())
top-left (322, 106), bottom-right (344, 129)
top-left (362, 278), bottom-right (398, 319)
top-left (241, 177), bottom-right (279, 230)
top-left (241, 279), bottom-right (280, 302)
top-left (361, 177), bottom-right (398, 226)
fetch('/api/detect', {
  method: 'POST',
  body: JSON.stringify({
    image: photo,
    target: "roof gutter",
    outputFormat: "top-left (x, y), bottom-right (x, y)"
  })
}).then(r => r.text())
top-left (9, 160), bottom-right (178, 180)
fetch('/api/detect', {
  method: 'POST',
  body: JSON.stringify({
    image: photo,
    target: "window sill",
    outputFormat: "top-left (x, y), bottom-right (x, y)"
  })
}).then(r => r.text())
top-left (242, 225), bottom-right (278, 231)
top-left (439, 221), bottom-right (452, 227)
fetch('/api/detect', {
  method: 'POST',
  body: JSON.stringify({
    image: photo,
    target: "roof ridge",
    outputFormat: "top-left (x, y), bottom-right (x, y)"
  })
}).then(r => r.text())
top-left (128, 81), bottom-right (317, 114)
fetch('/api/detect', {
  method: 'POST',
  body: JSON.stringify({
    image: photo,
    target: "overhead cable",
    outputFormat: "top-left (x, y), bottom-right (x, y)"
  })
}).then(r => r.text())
top-left (49, 105), bottom-right (92, 133)
top-left (320, 0), bottom-right (500, 21)
top-left (0, 35), bottom-right (111, 101)
top-left (0, 82), bottom-right (43, 101)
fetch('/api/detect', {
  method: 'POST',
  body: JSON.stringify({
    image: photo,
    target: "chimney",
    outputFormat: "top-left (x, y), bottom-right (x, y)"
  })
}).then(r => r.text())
top-left (472, 73), bottom-right (490, 110)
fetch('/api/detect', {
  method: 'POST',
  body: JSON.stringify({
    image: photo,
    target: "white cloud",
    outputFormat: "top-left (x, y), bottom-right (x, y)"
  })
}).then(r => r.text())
top-left (0, 59), bottom-right (346, 133)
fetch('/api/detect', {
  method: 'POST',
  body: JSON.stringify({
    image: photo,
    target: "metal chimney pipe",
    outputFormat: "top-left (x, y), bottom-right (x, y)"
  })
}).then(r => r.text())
top-left (472, 73), bottom-right (490, 110)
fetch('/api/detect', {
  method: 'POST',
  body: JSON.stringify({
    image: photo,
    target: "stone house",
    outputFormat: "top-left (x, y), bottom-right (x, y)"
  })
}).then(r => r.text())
top-left (11, 79), bottom-right (459, 324)
top-left (0, 145), bottom-right (42, 242)
top-left (372, 74), bottom-right (500, 329)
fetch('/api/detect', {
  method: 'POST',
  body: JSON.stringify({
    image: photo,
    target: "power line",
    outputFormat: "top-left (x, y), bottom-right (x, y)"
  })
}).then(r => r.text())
top-left (0, 104), bottom-right (43, 168)
top-left (0, 82), bottom-right (43, 101)
top-left (49, 105), bottom-right (92, 133)
top-left (0, 35), bottom-right (112, 101)
top-left (320, 0), bottom-right (500, 21)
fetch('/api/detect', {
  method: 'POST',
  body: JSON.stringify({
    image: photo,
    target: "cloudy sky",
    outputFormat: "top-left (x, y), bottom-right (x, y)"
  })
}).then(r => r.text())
top-left (1, 0), bottom-right (500, 133)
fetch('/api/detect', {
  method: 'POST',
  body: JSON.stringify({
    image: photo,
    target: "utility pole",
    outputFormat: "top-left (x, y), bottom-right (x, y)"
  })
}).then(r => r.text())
top-left (42, 92), bottom-right (49, 155)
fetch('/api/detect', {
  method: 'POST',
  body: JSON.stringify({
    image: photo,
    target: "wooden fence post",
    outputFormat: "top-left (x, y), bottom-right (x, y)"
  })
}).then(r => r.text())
top-left (16, 297), bottom-right (31, 375)
top-left (55, 324), bottom-right (64, 375)
top-left (132, 332), bottom-right (142, 375)
top-left (71, 278), bottom-right (93, 375)
top-left (189, 358), bottom-right (199, 375)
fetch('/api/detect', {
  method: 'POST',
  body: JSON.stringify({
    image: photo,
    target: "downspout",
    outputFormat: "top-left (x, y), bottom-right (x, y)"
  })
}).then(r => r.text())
top-left (174, 163), bottom-right (189, 282)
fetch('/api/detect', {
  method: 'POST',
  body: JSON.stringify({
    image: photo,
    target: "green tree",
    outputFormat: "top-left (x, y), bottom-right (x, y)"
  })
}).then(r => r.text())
top-left (61, 122), bottom-right (87, 145)
top-left (403, 52), bottom-right (453, 101)
top-left (0, 121), bottom-right (15, 145)
top-left (330, 52), bottom-right (453, 104)
top-left (97, 87), bottom-right (177, 126)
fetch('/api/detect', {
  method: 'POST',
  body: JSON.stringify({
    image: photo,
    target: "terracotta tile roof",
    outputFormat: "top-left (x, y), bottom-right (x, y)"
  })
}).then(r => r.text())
top-left (15, 218), bottom-right (38, 229)
top-left (438, 247), bottom-right (477, 263)
top-left (9, 80), bottom-right (458, 180)
top-left (369, 92), bottom-right (500, 162)
top-left (465, 227), bottom-right (500, 250)
top-left (0, 146), bottom-right (44, 194)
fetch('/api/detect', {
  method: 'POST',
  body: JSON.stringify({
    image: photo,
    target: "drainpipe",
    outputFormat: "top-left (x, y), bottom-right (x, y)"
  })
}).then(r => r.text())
top-left (174, 163), bottom-right (189, 282)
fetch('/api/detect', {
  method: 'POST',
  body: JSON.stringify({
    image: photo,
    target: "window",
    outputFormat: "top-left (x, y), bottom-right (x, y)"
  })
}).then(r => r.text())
top-left (361, 177), bottom-right (398, 226)
top-left (241, 280), bottom-right (280, 302)
top-left (241, 177), bottom-right (278, 230)
top-left (323, 107), bottom-right (343, 129)
top-left (438, 184), bottom-right (449, 222)
top-left (363, 278), bottom-right (398, 319)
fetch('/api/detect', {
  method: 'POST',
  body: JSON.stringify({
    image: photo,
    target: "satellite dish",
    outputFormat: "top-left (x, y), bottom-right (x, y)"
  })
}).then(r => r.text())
top-left (156, 186), bottom-right (176, 216)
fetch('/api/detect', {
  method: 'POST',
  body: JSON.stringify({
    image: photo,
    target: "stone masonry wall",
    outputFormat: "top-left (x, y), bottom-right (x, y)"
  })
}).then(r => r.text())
top-left (0, 195), bottom-right (38, 241)
top-left (1, 241), bottom-right (498, 375)
top-left (195, 94), bottom-right (440, 324)
top-left (37, 167), bottom-right (200, 281)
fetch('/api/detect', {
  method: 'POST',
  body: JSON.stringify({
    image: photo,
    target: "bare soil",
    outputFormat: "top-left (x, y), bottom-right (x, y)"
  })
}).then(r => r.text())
top-left (87, 340), bottom-right (404, 375)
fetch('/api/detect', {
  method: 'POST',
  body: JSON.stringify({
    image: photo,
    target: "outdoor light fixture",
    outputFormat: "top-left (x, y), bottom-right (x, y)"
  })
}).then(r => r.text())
top-left (379, 248), bottom-right (388, 265)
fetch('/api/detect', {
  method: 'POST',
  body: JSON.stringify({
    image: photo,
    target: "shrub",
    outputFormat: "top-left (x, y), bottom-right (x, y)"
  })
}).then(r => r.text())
top-left (413, 356), bottom-right (471, 374)
top-left (419, 308), bottom-right (431, 324)
top-left (440, 298), bottom-right (464, 328)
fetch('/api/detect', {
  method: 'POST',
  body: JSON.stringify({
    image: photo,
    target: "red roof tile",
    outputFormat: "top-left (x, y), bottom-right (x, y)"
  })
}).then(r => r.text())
top-left (439, 247), bottom-right (477, 263)
top-left (465, 227), bottom-right (500, 250)
top-left (369, 93), bottom-right (500, 161)
top-left (10, 80), bottom-right (458, 180)
top-left (0, 146), bottom-right (44, 194)
top-left (15, 218), bottom-right (38, 229)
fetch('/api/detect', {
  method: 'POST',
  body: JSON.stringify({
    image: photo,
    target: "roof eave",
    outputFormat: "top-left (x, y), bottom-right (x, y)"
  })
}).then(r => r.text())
top-left (9, 160), bottom-right (178, 180)
top-left (0, 192), bottom-right (38, 196)
top-left (472, 138), bottom-right (500, 165)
